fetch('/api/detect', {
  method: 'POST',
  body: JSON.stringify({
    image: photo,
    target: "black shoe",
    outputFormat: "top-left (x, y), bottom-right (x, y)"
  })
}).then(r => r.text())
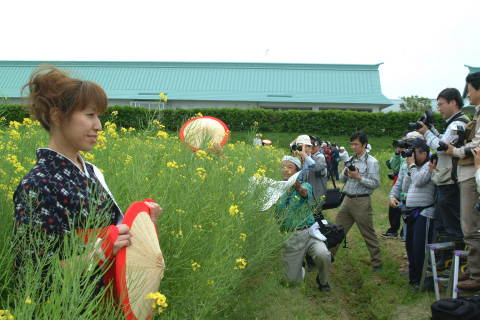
top-left (316, 275), bottom-right (331, 292)
top-left (381, 232), bottom-right (397, 239)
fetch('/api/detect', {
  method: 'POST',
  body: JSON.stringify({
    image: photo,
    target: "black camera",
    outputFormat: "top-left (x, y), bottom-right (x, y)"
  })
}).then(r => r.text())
top-left (430, 153), bottom-right (438, 163)
top-left (408, 110), bottom-right (434, 131)
top-left (393, 139), bottom-right (411, 149)
top-left (345, 160), bottom-right (356, 171)
top-left (401, 148), bottom-right (414, 158)
top-left (437, 126), bottom-right (466, 151)
top-left (291, 144), bottom-right (303, 152)
top-left (388, 173), bottom-right (396, 180)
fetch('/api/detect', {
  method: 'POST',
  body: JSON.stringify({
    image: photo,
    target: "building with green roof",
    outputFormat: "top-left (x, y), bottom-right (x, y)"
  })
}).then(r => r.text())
top-left (0, 61), bottom-right (392, 112)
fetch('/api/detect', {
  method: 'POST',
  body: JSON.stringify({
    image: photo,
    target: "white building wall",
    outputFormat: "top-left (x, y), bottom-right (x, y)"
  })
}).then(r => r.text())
top-left (3, 97), bottom-right (383, 112)
top-left (112, 99), bottom-right (384, 112)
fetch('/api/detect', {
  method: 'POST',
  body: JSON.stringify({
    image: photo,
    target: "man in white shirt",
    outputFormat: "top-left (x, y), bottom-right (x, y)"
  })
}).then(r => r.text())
top-left (417, 88), bottom-right (468, 242)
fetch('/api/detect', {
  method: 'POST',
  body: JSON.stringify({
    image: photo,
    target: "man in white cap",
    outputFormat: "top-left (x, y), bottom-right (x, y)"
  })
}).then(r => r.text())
top-left (275, 155), bottom-right (331, 291)
top-left (300, 136), bottom-right (328, 209)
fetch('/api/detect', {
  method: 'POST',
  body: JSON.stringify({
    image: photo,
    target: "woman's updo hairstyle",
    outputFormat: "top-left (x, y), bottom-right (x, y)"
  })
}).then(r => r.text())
top-left (23, 65), bottom-right (108, 131)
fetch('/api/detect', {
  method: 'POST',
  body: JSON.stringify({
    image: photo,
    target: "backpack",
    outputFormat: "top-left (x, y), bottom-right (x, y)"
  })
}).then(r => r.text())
top-left (431, 296), bottom-right (480, 320)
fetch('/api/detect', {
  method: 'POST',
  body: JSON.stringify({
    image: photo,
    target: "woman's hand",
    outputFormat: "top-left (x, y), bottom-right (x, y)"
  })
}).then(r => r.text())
top-left (113, 224), bottom-right (131, 255)
top-left (145, 201), bottom-right (163, 225)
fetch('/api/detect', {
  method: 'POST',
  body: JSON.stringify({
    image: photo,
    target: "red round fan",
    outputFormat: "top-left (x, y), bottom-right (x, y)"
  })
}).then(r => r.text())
top-left (115, 200), bottom-right (165, 320)
top-left (179, 116), bottom-right (229, 151)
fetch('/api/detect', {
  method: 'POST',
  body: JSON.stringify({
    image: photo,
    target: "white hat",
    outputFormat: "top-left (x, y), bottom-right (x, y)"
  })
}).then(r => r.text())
top-left (405, 131), bottom-right (424, 140)
top-left (281, 155), bottom-right (302, 170)
top-left (295, 135), bottom-right (312, 146)
top-left (339, 146), bottom-right (345, 150)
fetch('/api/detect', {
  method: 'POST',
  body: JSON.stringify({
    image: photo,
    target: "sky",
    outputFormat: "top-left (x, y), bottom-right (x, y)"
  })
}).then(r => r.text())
top-left (1, 0), bottom-right (479, 99)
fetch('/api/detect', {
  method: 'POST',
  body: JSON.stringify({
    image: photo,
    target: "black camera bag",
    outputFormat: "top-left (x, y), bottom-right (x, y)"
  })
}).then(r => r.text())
top-left (431, 296), bottom-right (480, 320)
top-left (323, 167), bottom-right (345, 210)
top-left (315, 213), bottom-right (345, 249)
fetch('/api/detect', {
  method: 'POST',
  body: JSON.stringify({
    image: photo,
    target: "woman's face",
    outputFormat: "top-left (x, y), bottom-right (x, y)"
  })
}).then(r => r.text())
top-left (54, 105), bottom-right (102, 153)
top-left (281, 161), bottom-right (298, 180)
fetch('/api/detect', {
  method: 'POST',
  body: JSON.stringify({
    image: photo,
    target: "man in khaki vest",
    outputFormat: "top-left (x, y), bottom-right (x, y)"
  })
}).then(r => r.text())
top-left (445, 72), bottom-right (480, 290)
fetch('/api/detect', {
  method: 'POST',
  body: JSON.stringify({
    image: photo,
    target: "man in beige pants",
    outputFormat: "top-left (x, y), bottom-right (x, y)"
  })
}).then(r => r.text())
top-left (446, 72), bottom-right (480, 290)
top-left (334, 131), bottom-right (382, 270)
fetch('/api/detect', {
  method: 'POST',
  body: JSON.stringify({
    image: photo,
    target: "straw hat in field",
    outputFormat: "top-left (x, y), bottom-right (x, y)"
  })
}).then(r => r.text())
top-left (115, 201), bottom-right (165, 320)
top-left (179, 116), bottom-right (230, 151)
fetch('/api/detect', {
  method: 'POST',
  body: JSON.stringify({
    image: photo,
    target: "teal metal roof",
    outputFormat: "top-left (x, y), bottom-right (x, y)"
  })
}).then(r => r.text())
top-left (466, 65), bottom-right (480, 73)
top-left (0, 61), bottom-right (391, 105)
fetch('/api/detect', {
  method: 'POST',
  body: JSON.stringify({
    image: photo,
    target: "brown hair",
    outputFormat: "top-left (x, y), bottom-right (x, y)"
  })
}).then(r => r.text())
top-left (23, 65), bottom-right (108, 131)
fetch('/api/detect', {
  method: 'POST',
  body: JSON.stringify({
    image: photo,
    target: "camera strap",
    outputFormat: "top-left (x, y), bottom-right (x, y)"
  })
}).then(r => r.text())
top-left (445, 111), bottom-right (469, 128)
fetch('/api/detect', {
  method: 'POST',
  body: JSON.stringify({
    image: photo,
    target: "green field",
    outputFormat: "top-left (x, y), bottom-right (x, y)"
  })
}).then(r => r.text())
top-left (0, 119), bottom-right (436, 320)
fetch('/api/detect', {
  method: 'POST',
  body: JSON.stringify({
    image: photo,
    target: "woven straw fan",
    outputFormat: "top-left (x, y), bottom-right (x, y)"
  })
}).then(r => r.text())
top-left (116, 201), bottom-right (165, 320)
top-left (179, 116), bottom-right (229, 151)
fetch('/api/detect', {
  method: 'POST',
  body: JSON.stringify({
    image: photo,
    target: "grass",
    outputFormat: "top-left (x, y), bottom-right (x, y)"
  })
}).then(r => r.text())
top-left (0, 118), bottom-right (436, 320)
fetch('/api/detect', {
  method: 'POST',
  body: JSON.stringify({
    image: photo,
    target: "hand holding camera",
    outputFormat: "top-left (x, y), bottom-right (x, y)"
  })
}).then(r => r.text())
top-left (411, 110), bottom-right (434, 133)
top-left (389, 197), bottom-right (400, 208)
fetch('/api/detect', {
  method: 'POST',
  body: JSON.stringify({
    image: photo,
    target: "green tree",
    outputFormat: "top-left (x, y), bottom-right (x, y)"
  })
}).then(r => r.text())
top-left (399, 95), bottom-right (433, 112)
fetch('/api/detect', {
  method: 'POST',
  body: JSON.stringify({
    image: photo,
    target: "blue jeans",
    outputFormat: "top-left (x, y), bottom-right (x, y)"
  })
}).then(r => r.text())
top-left (405, 214), bottom-right (433, 285)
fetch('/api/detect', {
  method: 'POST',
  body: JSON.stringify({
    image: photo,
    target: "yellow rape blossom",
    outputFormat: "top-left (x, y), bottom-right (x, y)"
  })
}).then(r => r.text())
top-left (234, 258), bottom-right (247, 270)
top-left (156, 130), bottom-right (169, 139)
top-left (195, 150), bottom-right (207, 158)
top-left (22, 118), bottom-right (33, 126)
top-left (166, 161), bottom-right (179, 169)
top-left (9, 120), bottom-right (21, 129)
top-left (83, 153), bottom-right (95, 162)
top-left (196, 167), bottom-right (207, 180)
top-left (146, 292), bottom-right (168, 314)
top-left (253, 167), bottom-right (267, 178)
top-left (236, 165), bottom-right (246, 174)
top-left (111, 110), bottom-right (119, 116)
top-left (24, 297), bottom-right (32, 304)
top-left (207, 280), bottom-right (215, 286)
top-left (8, 130), bottom-right (20, 140)
top-left (239, 233), bottom-right (247, 242)
top-left (0, 309), bottom-right (14, 320)
top-left (120, 127), bottom-right (128, 133)
top-left (228, 205), bottom-right (240, 216)
top-left (124, 155), bottom-right (133, 165)
top-left (191, 261), bottom-right (201, 271)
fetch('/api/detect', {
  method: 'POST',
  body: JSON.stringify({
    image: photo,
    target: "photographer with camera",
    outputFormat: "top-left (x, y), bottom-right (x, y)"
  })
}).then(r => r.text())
top-left (299, 136), bottom-right (328, 210)
top-left (382, 132), bottom-right (423, 239)
top-left (275, 156), bottom-right (332, 291)
top-left (390, 139), bottom-right (435, 288)
top-left (333, 131), bottom-right (382, 270)
top-left (442, 73), bottom-right (480, 290)
top-left (416, 88), bottom-right (468, 243)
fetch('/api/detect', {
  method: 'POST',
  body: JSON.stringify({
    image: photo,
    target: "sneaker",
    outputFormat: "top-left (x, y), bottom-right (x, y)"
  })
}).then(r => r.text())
top-left (316, 275), bottom-right (331, 292)
top-left (381, 232), bottom-right (398, 239)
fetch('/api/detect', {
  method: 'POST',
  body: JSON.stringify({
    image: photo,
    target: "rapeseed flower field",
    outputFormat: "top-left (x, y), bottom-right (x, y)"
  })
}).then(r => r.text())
top-left (0, 114), bottom-right (291, 319)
